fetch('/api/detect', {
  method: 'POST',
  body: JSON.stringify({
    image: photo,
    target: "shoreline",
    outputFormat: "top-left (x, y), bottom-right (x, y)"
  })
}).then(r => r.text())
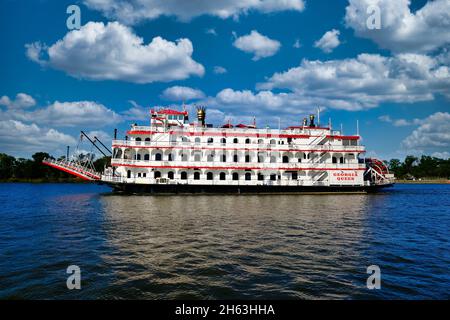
top-left (395, 179), bottom-right (450, 184)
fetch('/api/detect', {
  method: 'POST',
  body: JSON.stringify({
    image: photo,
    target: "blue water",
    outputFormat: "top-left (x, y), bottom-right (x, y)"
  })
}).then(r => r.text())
top-left (0, 183), bottom-right (448, 299)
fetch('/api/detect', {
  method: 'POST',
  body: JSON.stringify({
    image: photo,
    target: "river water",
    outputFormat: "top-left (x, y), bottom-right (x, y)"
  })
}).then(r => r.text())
top-left (0, 183), bottom-right (448, 299)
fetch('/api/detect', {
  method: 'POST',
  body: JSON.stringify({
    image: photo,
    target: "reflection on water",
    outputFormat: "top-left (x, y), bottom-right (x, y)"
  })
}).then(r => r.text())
top-left (0, 183), bottom-right (448, 299)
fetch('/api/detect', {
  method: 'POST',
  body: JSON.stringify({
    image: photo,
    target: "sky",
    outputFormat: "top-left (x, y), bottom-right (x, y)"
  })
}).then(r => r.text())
top-left (0, 0), bottom-right (449, 160)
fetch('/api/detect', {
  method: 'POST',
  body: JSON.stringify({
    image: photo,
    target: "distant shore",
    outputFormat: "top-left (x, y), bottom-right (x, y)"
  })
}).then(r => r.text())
top-left (395, 179), bottom-right (450, 184)
top-left (0, 178), bottom-right (87, 183)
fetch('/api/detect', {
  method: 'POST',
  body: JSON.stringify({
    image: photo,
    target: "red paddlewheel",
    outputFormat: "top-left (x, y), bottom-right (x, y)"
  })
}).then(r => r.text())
top-left (366, 158), bottom-right (389, 175)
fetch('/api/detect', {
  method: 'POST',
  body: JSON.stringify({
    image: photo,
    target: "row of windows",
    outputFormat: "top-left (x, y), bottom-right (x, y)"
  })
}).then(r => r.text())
top-left (119, 151), bottom-right (350, 164)
top-left (129, 170), bottom-right (283, 181)
top-left (135, 137), bottom-right (291, 145)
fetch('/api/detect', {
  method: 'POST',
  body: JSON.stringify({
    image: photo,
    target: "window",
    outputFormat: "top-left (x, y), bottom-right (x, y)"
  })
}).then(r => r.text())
top-left (207, 153), bottom-right (214, 161)
top-left (155, 153), bottom-right (162, 161)
top-left (340, 157), bottom-right (344, 164)
top-left (143, 173), bottom-right (146, 178)
top-left (232, 172), bottom-right (239, 181)
top-left (207, 172), bottom-right (213, 180)
top-left (221, 154), bottom-right (226, 162)
top-left (181, 153), bottom-right (188, 161)
top-left (168, 171), bottom-right (174, 179)
top-left (145, 137), bottom-right (150, 142)
top-left (258, 139), bottom-right (264, 144)
top-left (168, 153), bottom-right (173, 161)
top-left (245, 138), bottom-right (250, 144)
top-left (144, 154), bottom-right (150, 161)
top-left (233, 138), bottom-right (238, 144)
top-left (194, 153), bottom-right (201, 162)
top-left (180, 171), bottom-right (187, 180)
top-left (137, 173), bottom-right (141, 177)
top-left (245, 172), bottom-right (251, 181)
top-left (245, 155), bottom-right (250, 163)
top-left (154, 171), bottom-right (161, 178)
top-left (292, 172), bottom-right (298, 180)
top-left (258, 173), bottom-right (264, 181)
top-left (136, 154), bottom-right (141, 160)
top-left (207, 138), bottom-right (213, 144)
top-left (332, 157), bottom-right (337, 164)
top-left (270, 139), bottom-right (276, 145)
top-left (221, 138), bottom-right (226, 144)
top-left (194, 172), bottom-right (200, 180)
top-left (282, 156), bottom-right (289, 163)
top-left (135, 137), bottom-right (141, 142)
top-left (127, 170), bottom-right (131, 178)
top-left (233, 154), bottom-right (238, 163)
top-left (195, 137), bottom-right (201, 144)
top-left (270, 174), bottom-right (276, 181)
top-left (270, 156), bottom-right (276, 163)
top-left (220, 172), bottom-right (226, 180)
top-left (182, 137), bottom-right (189, 142)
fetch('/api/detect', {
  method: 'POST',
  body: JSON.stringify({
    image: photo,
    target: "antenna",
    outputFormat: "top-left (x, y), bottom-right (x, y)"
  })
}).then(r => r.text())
top-left (356, 119), bottom-right (360, 136)
top-left (317, 106), bottom-right (321, 127)
top-left (340, 123), bottom-right (344, 135)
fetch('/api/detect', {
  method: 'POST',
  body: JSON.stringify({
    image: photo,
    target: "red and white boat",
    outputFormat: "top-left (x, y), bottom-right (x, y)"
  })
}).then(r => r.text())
top-left (44, 107), bottom-right (395, 193)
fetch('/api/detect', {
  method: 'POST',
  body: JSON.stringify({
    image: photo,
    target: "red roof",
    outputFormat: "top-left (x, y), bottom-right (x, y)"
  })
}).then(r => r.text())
top-left (151, 109), bottom-right (187, 115)
top-left (221, 123), bottom-right (234, 128)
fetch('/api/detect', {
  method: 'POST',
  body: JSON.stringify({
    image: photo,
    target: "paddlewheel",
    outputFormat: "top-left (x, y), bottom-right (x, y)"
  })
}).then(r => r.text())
top-left (365, 158), bottom-right (395, 186)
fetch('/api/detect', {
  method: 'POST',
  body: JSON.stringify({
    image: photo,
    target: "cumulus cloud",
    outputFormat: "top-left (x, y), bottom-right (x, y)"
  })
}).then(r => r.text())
top-left (257, 53), bottom-right (450, 110)
top-left (213, 66), bottom-right (227, 74)
top-left (0, 120), bottom-right (76, 156)
top-left (402, 112), bottom-right (450, 154)
top-left (83, 0), bottom-right (305, 24)
top-left (314, 29), bottom-right (341, 53)
top-left (26, 22), bottom-right (204, 84)
top-left (0, 94), bottom-right (121, 128)
top-left (0, 93), bottom-right (36, 109)
top-left (161, 86), bottom-right (205, 101)
top-left (233, 30), bottom-right (281, 60)
top-left (345, 0), bottom-right (450, 53)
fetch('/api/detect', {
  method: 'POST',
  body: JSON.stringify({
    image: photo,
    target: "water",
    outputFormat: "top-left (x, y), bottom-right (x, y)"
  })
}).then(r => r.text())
top-left (0, 183), bottom-right (448, 299)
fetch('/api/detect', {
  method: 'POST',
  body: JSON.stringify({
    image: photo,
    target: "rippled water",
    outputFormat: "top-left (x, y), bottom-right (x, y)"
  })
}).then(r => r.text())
top-left (0, 183), bottom-right (449, 299)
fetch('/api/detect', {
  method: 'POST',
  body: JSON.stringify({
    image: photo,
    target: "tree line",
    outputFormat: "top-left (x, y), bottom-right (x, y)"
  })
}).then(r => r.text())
top-left (388, 155), bottom-right (450, 180)
top-left (0, 152), bottom-right (111, 182)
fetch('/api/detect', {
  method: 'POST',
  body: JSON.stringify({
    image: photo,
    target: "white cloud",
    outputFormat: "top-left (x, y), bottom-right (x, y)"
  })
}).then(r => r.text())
top-left (314, 29), bottom-right (341, 53)
top-left (345, 0), bottom-right (450, 53)
top-left (26, 21), bottom-right (204, 84)
top-left (402, 112), bottom-right (450, 153)
top-left (161, 86), bottom-right (205, 101)
top-left (257, 53), bottom-right (450, 110)
top-left (378, 115), bottom-right (421, 127)
top-left (0, 120), bottom-right (76, 157)
top-left (122, 100), bottom-right (149, 121)
top-left (205, 28), bottom-right (217, 36)
top-left (213, 66), bottom-right (227, 74)
top-left (83, 0), bottom-right (305, 24)
top-left (233, 30), bottom-right (281, 60)
top-left (0, 93), bottom-right (36, 109)
top-left (293, 39), bottom-right (301, 48)
top-left (0, 94), bottom-right (121, 128)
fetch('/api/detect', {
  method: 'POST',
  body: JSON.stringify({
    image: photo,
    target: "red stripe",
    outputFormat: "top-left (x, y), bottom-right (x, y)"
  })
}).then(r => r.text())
top-left (112, 144), bottom-right (364, 153)
top-left (126, 130), bottom-right (360, 140)
top-left (111, 163), bottom-right (365, 171)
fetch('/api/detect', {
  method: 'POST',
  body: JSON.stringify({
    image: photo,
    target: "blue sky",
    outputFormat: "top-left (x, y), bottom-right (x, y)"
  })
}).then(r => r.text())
top-left (0, 0), bottom-right (449, 160)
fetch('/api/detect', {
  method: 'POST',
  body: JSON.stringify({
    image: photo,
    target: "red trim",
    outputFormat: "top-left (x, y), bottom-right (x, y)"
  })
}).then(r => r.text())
top-left (112, 144), bottom-right (365, 153)
top-left (112, 163), bottom-right (366, 171)
top-left (126, 130), bottom-right (360, 141)
top-left (286, 126), bottom-right (330, 130)
top-left (326, 135), bottom-right (360, 140)
top-left (151, 109), bottom-right (188, 115)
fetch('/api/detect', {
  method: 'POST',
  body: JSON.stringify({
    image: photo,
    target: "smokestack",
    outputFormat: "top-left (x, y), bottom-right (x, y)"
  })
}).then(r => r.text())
top-left (309, 114), bottom-right (315, 127)
top-left (197, 106), bottom-right (206, 127)
top-left (66, 146), bottom-right (70, 160)
top-left (114, 128), bottom-right (117, 140)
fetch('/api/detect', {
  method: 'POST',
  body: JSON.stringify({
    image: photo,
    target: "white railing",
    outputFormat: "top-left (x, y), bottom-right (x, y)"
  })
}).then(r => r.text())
top-left (112, 139), bottom-right (365, 153)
